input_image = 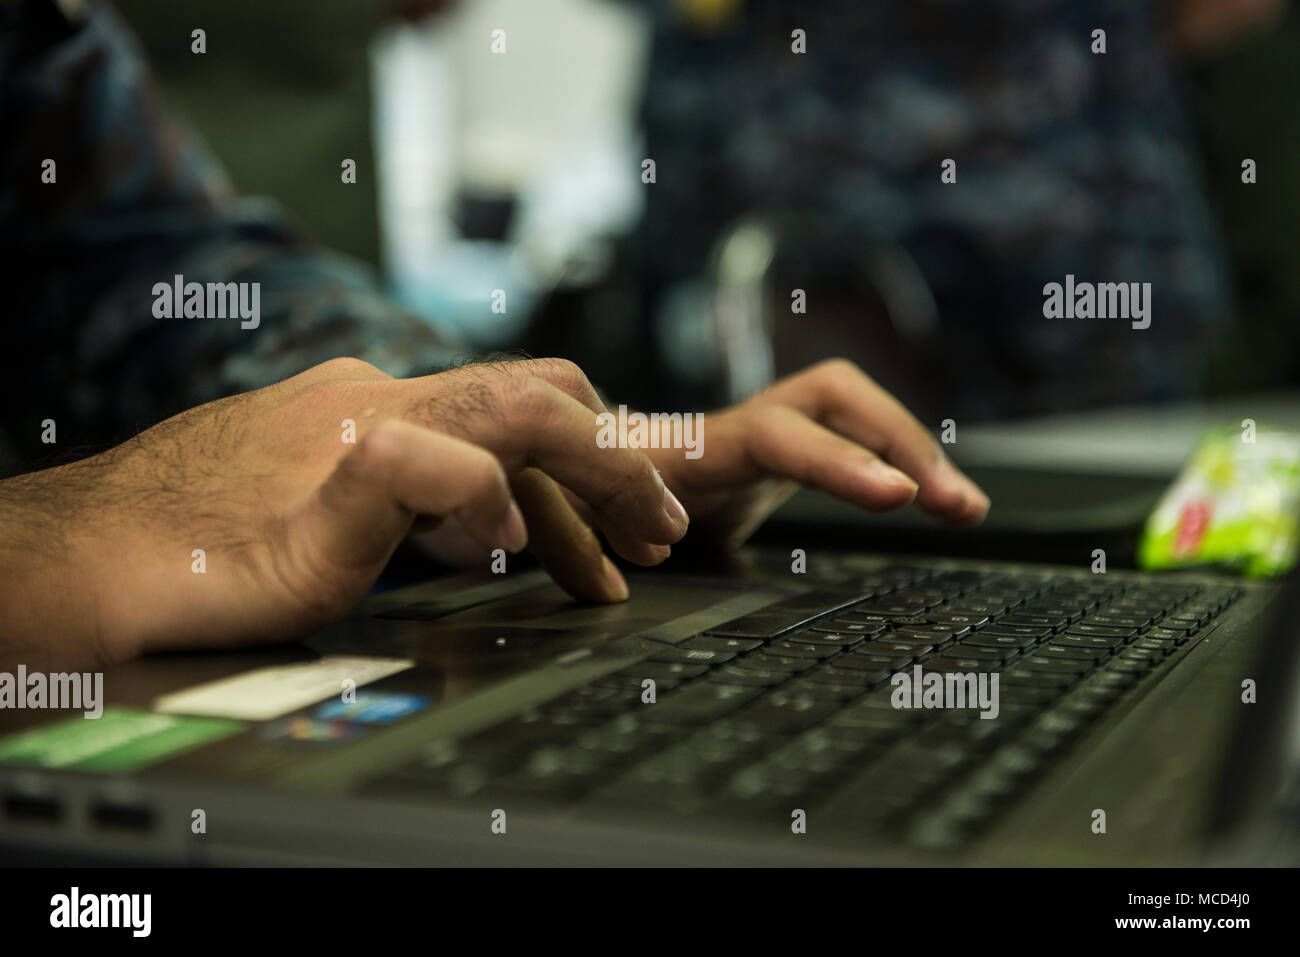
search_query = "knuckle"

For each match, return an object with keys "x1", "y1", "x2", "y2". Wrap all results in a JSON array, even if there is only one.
[
  {"x1": 467, "y1": 448, "x2": 509, "y2": 496},
  {"x1": 349, "y1": 420, "x2": 404, "y2": 472},
  {"x1": 583, "y1": 455, "x2": 654, "y2": 517},
  {"x1": 523, "y1": 357, "x2": 591, "y2": 397},
  {"x1": 621, "y1": 453, "x2": 662, "y2": 506},
  {"x1": 748, "y1": 404, "x2": 798, "y2": 450},
  {"x1": 316, "y1": 356, "x2": 384, "y2": 379},
  {"x1": 819, "y1": 356, "x2": 860, "y2": 377},
  {"x1": 501, "y1": 373, "x2": 560, "y2": 426},
  {"x1": 746, "y1": 411, "x2": 783, "y2": 453},
  {"x1": 814, "y1": 357, "x2": 867, "y2": 391},
  {"x1": 816, "y1": 359, "x2": 874, "y2": 410},
  {"x1": 406, "y1": 380, "x2": 496, "y2": 437}
]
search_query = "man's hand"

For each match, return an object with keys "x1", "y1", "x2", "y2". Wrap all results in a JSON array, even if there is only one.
[
  {"x1": 648, "y1": 358, "x2": 990, "y2": 548},
  {"x1": 0, "y1": 356, "x2": 987, "y2": 666},
  {"x1": 0, "y1": 357, "x2": 687, "y2": 665},
  {"x1": 423, "y1": 358, "x2": 989, "y2": 599}
]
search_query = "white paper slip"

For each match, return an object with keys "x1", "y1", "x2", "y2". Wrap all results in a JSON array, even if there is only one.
[{"x1": 153, "y1": 657, "x2": 415, "y2": 721}]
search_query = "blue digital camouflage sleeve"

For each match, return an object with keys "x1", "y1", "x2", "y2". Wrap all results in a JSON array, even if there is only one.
[
  {"x1": 0, "y1": 0, "x2": 461, "y2": 466},
  {"x1": 631, "y1": 0, "x2": 1234, "y2": 420}
]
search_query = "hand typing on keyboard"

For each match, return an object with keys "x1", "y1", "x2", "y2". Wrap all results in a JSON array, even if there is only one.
[
  {"x1": 641, "y1": 359, "x2": 990, "y2": 550},
  {"x1": 0, "y1": 356, "x2": 985, "y2": 666}
]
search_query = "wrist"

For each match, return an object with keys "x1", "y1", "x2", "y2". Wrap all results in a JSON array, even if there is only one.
[{"x1": 0, "y1": 463, "x2": 125, "y2": 666}]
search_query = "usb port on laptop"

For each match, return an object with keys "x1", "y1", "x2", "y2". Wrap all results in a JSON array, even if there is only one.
[
  {"x1": 90, "y1": 801, "x2": 155, "y2": 832},
  {"x1": 3, "y1": 792, "x2": 63, "y2": 824}
]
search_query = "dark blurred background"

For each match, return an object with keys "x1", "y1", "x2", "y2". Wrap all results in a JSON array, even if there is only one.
[{"x1": 112, "y1": 0, "x2": 1300, "y2": 419}]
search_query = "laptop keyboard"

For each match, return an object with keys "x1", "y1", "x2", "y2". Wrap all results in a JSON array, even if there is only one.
[{"x1": 368, "y1": 566, "x2": 1241, "y2": 847}]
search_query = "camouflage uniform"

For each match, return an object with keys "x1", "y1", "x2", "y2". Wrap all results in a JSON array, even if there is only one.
[
  {"x1": 634, "y1": 0, "x2": 1234, "y2": 421},
  {"x1": 0, "y1": 0, "x2": 458, "y2": 471}
]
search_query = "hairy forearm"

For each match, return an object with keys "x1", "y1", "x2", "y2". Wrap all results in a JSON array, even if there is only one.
[{"x1": 0, "y1": 460, "x2": 119, "y2": 668}]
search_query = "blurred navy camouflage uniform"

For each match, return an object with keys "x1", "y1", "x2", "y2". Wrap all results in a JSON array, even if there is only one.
[
  {"x1": 0, "y1": 0, "x2": 457, "y2": 471},
  {"x1": 634, "y1": 0, "x2": 1234, "y2": 421}
]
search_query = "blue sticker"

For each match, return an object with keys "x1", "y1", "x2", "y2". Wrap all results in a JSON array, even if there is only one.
[
  {"x1": 261, "y1": 717, "x2": 362, "y2": 744},
  {"x1": 314, "y1": 691, "x2": 429, "y2": 725}
]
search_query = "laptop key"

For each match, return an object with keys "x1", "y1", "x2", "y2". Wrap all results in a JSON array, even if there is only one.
[
  {"x1": 832, "y1": 612, "x2": 891, "y2": 625},
  {"x1": 723, "y1": 765, "x2": 823, "y2": 811},
  {"x1": 998, "y1": 684, "x2": 1068, "y2": 707},
  {"x1": 642, "y1": 682, "x2": 764, "y2": 723},
  {"x1": 918, "y1": 718, "x2": 1011, "y2": 752},
  {"x1": 1018, "y1": 603, "x2": 1086, "y2": 620},
  {"x1": 1002, "y1": 667, "x2": 1077, "y2": 688},
  {"x1": 611, "y1": 662, "x2": 709, "y2": 686},
  {"x1": 1019, "y1": 655, "x2": 1095, "y2": 675},
  {"x1": 647, "y1": 647, "x2": 737, "y2": 666},
  {"x1": 928, "y1": 613, "x2": 989, "y2": 629},
  {"x1": 1033, "y1": 643, "x2": 1107, "y2": 661},
  {"x1": 997, "y1": 614, "x2": 1068, "y2": 631},
  {"x1": 1066, "y1": 623, "x2": 1136, "y2": 640},
  {"x1": 946, "y1": 602, "x2": 1009, "y2": 616},
  {"x1": 543, "y1": 697, "x2": 628, "y2": 720},
  {"x1": 678, "y1": 635, "x2": 763, "y2": 653},
  {"x1": 925, "y1": 654, "x2": 1001, "y2": 673},
  {"x1": 867, "y1": 742, "x2": 973, "y2": 796},
  {"x1": 853, "y1": 601, "x2": 932, "y2": 617},
  {"x1": 1085, "y1": 614, "x2": 1152, "y2": 629},
  {"x1": 895, "y1": 624, "x2": 967, "y2": 640},
  {"x1": 866, "y1": 641, "x2": 935, "y2": 659},
  {"x1": 1130, "y1": 638, "x2": 1175, "y2": 655},
  {"x1": 829, "y1": 708, "x2": 919, "y2": 735},
  {"x1": 727, "y1": 693, "x2": 843, "y2": 735},
  {"x1": 736, "y1": 653, "x2": 819, "y2": 673},
  {"x1": 707, "y1": 667, "x2": 788, "y2": 687},
  {"x1": 672, "y1": 739, "x2": 763, "y2": 781},
  {"x1": 1145, "y1": 627, "x2": 1189, "y2": 644},
  {"x1": 786, "y1": 630, "x2": 868, "y2": 648},
  {"x1": 1116, "y1": 650, "x2": 1163, "y2": 670},
  {"x1": 810, "y1": 621, "x2": 885, "y2": 635},
  {"x1": 1108, "y1": 601, "x2": 1170, "y2": 617},
  {"x1": 846, "y1": 651, "x2": 915, "y2": 669},
  {"x1": 1105, "y1": 657, "x2": 1153, "y2": 675},
  {"x1": 811, "y1": 664, "x2": 891, "y2": 686},
  {"x1": 963, "y1": 632, "x2": 1038, "y2": 650},
  {"x1": 574, "y1": 715, "x2": 681, "y2": 755},
  {"x1": 979, "y1": 625, "x2": 1052, "y2": 641},
  {"x1": 934, "y1": 644, "x2": 1008, "y2": 661},
  {"x1": 764, "y1": 639, "x2": 841, "y2": 659},
  {"x1": 1050, "y1": 633, "x2": 1121, "y2": 651},
  {"x1": 817, "y1": 655, "x2": 897, "y2": 675},
  {"x1": 785, "y1": 727, "x2": 879, "y2": 762},
  {"x1": 785, "y1": 677, "x2": 867, "y2": 701},
  {"x1": 1090, "y1": 668, "x2": 1141, "y2": 690}
]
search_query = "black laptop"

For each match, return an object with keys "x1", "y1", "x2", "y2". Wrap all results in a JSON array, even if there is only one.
[{"x1": 1, "y1": 529, "x2": 1295, "y2": 866}]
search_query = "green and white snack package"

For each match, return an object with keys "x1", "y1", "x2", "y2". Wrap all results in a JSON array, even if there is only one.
[{"x1": 1139, "y1": 426, "x2": 1300, "y2": 578}]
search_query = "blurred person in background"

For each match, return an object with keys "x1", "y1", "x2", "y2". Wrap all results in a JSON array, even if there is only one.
[{"x1": 632, "y1": 0, "x2": 1287, "y2": 421}]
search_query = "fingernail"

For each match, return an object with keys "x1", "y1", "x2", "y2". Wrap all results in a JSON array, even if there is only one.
[
  {"x1": 867, "y1": 459, "x2": 918, "y2": 492},
  {"x1": 662, "y1": 484, "x2": 690, "y2": 529},
  {"x1": 601, "y1": 555, "x2": 629, "y2": 602},
  {"x1": 497, "y1": 501, "x2": 528, "y2": 554}
]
